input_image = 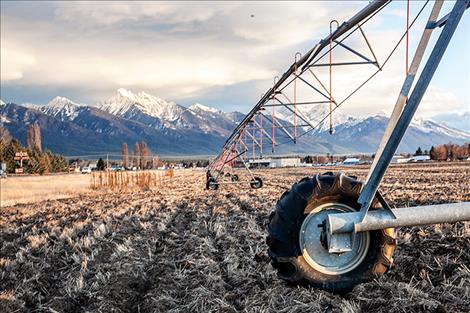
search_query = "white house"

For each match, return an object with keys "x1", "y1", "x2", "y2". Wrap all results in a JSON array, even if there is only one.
[
  {"x1": 397, "y1": 158, "x2": 412, "y2": 163},
  {"x1": 412, "y1": 155, "x2": 430, "y2": 162},
  {"x1": 342, "y1": 158, "x2": 361, "y2": 165}
]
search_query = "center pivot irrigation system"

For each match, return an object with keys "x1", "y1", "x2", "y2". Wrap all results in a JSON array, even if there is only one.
[{"x1": 206, "y1": 0, "x2": 470, "y2": 292}]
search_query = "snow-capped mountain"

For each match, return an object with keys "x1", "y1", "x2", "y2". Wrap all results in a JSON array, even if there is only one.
[
  {"x1": 431, "y1": 111, "x2": 470, "y2": 133},
  {"x1": 1, "y1": 89, "x2": 469, "y2": 156},
  {"x1": 41, "y1": 96, "x2": 83, "y2": 121},
  {"x1": 189, "y1": 103, "x2": 220, "y2": 114},
  {"x1": 97, "y1": 88, "x2": 185, "y2": 123},
  {"x1": 96, "y1": 89, "x2": 239, "y2": 136},
  {"x1": 273, "y1": 104, "x2": 360, "y2": 133},
  {"x1": 410, "y1": 118, "x2": 470, "y2": 139},
  {"x1": 312, "y1": 114, "x2": 470, "y2": 153}
]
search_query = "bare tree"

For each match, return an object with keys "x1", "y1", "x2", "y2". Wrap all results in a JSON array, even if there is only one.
[
  {"x1": 152, "y1": 156, "x2": 160, "y2": 169},
  {"x1": 134, "y1": 142, "x2": 140, "y2": 169},
  {"x1": 436, "y1": 145, "x2": 447, "y2": 161},
  {"x1": 0, "y1": 126, "x2": 11, "y2": 152},
  {"x1": 34, "y1": 123, "x2": 42, "y2": 151},
  {"x1": 129, "y1": 151, "x2": 135, "y2": 168},
  {"x1": 27, "y1": 123, "x2": 42, "y2": 151},
  {"x1": 27, "y1": 124, "x2": 34, "y2": 150},
  {"x1": 122, "y1": 143, "x2": 129, "y2": 168},
  {"x1": 140, "y1": 141, "x2": 149, "y2": 169}
]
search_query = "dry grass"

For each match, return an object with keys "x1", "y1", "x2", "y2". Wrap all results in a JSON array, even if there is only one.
[
  {"x1": 0, "y1": 163, "x2": 469, "y2": 312},
  {"x1": 90, "y1": 171, "x2": 165, "y2": 190},
  {"x1": 0, "y1": 174, "x2": 90, "y2": 207},
  {"x1": 1, "y1": 170, "x2": 184, "y2": 207}
]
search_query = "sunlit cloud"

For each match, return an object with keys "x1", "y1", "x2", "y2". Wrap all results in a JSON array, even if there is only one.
[
  {"x1": 0, "y1": 1, "x2": 468, "y2": 120},
  {"x1": 0, "y1": 44, "x2": 36, "y2": 81}
]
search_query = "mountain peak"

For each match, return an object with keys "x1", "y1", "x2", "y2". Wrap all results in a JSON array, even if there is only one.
[
  {"x1": 20, "y1": 102, "x2": 42, "y2": 109},
  {"x1": 42, "y1": 96, "x2": 82, "y2": 121},
  {"x1": 116, "y1": 88, "x2": 138, "y2": 101},
  {"x1": 98, "y1": 89, "x2": 183, "y2": 122},
  {"x1": 189, "y1": 103, "x2": 219, "y2": 113},
  {"x1": 375, "y1": 110, "x2": 391, "y2": 118},
  {"x1": 47, "y1": 96, "x2": 79, "y2": 108}
]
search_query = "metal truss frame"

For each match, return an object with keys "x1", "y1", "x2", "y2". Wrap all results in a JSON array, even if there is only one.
[{"x1": 207, "y1": 0, "x2": 469, "y2": 195}]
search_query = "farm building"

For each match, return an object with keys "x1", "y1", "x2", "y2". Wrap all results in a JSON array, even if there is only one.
[
  {"x1": 247, "y1": 157, "x2": 301, "y2": 168},
  {"x1": 391, "y1": 155, "x2": 412, "y2": 163},
  {"x1": 248, "y1": 158, "x2": 271, "y2": 168},
  {"x1": 391, "y1": 155, "x2": 417, "y2": 163},
  {"x1": 342, "y1": 158, "x2": 361, "y2": 165},
  {"x1": 413, "y1": 155, "x2": 431, "y2": 162},
  {"x1": 397, "y1": 158, "x2": 412, "y2": 163},
  {"x1": 269, "y1": 157, "x2": 301, "y2": 168}
]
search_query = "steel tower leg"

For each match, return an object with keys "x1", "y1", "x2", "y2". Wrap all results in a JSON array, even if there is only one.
[{"x1": 356, "y1": 0, "x2": 469, "y2": 221}]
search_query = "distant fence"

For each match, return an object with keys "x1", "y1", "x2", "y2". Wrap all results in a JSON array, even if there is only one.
[{"x1": 90, "y1": 170, "x2": 174, "y2": 190}]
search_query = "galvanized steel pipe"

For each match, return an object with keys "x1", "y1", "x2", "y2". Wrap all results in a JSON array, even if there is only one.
[{"x1": 327, "y1": 202, "x2": 470, "y2": 234}]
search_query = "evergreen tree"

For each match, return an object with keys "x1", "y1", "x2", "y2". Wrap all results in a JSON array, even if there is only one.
[
  {"x1": 3, "y1": 139, "x2": 22, "y2": 173},
  {"x1": 97, "y1": 158, "x2": 105, "y2": 171},
  {"x1": 415, "y1": 147, "x2": 423, "y2": 156},
  {"x1": 51, "y1": 154, "x2": 68, "y2": 172},
  {"x1": 0, "y1": 126, "x2": 11, "y2": 155},
  {"x1": 429, "y1": 146, "x2": 436, "y2": 160},
  {"x1": 38, "y1": 153, "x2": 51, "y2": 175}
]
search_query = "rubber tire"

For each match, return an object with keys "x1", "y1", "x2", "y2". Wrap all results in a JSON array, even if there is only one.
[
  {"x1": 225, "y1": 172, "x2": 231, "y2": 177},
  {"x1": 231, "y1": 174, "x2": 239, "y2": 182},
  {"x1": 207, "y1": 177, "x2": 219, "y2": 190},
  {"x1": 250, "y1": 177, "x2": 263, "y2": 189},
  {"x1": 266, "y1": 172, "x2": 396, "y2": 294}
]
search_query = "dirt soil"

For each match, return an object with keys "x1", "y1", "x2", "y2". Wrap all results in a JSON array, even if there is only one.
[{"x1": 1, "y1": 163, "x2": 469, "y2": 312}]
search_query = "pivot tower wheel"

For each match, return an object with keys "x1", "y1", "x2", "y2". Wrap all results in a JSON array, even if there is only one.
[
  {"x1": 250, "y1": 177, "x2": 263, "y2": 189},
  {"x1": 267, "y1": 172, "x2": 396, "y2": 293},
  {"x1": 206, "y1": 177, "x2": 219, "y2": 190}
]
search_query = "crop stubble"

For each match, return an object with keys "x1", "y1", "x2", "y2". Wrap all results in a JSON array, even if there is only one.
[{"x1": 0, "y1": 163, "x2": 469, "y2": 312}]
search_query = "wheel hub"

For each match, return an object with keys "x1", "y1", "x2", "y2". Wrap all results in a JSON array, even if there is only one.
[{"x1": 299, "y1": 203, "x2": 370, "y2": 275}]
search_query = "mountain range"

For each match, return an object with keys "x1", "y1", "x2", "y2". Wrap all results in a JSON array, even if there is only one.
[{"x1": 1, "y1": 89, "x2": 469, "y2": 157}]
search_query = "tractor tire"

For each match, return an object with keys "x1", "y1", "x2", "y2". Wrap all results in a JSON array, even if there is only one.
[
  {"x1": 266, "y1": 172, "x2": 396, "y2": 293},
  {"x1": 225, "y1": 172, "x2": 232, "y2": 177},
  {"x1": 250, "y1": 177, "x2": 263, "y2": 189},
  {"x1": 206, "y1": 177, "x2": 219, "y2": 190},
  {"x1": 231, "y1": 174, "x2": 239, "y2": 182}
]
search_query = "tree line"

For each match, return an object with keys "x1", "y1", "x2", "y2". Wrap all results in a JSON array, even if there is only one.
[
  {"x1": 428, "y1": 143, "x2": 469, "y2": 161},
  {"x1": 0, "y1": 124, "x2": 68, "y2": 174},
  {"x1": 299, "y1": 142, "x2": 469, "y2": 164},
  {"x1": 121, "y1": 141, "x2": 163, "y2": 169}
]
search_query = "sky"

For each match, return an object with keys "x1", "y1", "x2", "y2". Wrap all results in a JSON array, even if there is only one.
[{"x1": 1, "y1": 1, "x2": 469, "y2": 119}]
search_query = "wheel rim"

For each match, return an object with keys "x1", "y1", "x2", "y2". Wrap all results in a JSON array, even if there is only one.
[
  {"x1": 208, "y1": 180, "x2": 218, "y2": 189},
  {"x1": 299, "y1": 203, "x2": 370, "y2": 275}
]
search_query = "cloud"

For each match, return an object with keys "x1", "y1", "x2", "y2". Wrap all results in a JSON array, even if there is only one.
[
  {"x1": 0, "y1": 2, "x2": 361, "y2": 102},
  {"x1": 0, "y1": 0, "x2": 468, "y2": 120},
  {"x1": 418, "y1": 86, "x2": 465, "y2": 117},
  {"x1": 53, "y1": 2, "x2": 232, "y2": 26},
  {"x1": 0, "y1": 44, "x2": 36, "y2": 81}
]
